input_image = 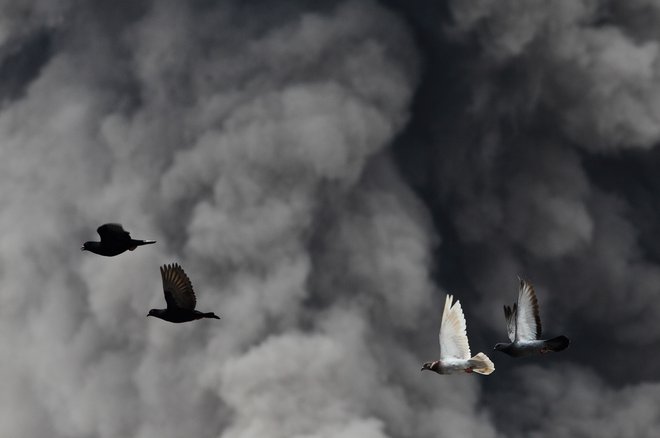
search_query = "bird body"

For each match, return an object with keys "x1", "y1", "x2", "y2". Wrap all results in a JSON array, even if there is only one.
[
  {"x1": 495, "y1": 337, "x2": 570, "y2": 358},
  {"x1": 422, "y1": 294, "x2": 495, "y2": 375},
  {"x1": 82, "y1": 223, "x2": 156, "y2": 256},
  {"x1": 494, "y1": 277, "x2": 569, "y2": 357},
  {"x1": 147, "y1": 263, "x2": 220, "y2": 324},
  {"x1": 147, "y1": 308, "x2": 220, "y2": 323},
  {"x1": 423, "y1": 353, "x2": 494, "y2": 375}
]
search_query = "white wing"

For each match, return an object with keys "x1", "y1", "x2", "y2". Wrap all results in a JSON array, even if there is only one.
[
  {"x1": 515, "y1": 277, "x2": 542, "y2": 342},
  {"x1": 439, "y1": 294, "x2": 472, "y2": 360}
]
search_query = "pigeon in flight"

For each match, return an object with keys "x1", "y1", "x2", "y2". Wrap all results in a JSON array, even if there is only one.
[
  {"x1": 147, "y1": 263, "x2": 220, "y2": 323},
  {"x1": 494, "y1": 277, "x2": 570, "y2": 357},
  {"x1": 81, "y1": 223, "x2": 156, "y2": 257},
  {"x1": 422, "y1": 294, "x2": 495, "y2": 375}
]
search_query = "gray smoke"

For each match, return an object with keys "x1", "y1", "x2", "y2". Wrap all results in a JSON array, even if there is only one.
[
  {"x1": 439, "y1": 0, "x2": 660, "y2": 348},
  {"x1": 402, "y1": 0, "x2": 660, "y2": 436},
  {"x1": 2, "y1": 0, "x2": 660, "y2": 437}
]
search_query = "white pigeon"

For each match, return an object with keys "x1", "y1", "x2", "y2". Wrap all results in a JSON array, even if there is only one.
[
  {"x1": 421, "y1": 294, "x2": 495, "y2": 375},
  {"x1": 494, "y1": 277, "x2": 570, "y2": 357}
]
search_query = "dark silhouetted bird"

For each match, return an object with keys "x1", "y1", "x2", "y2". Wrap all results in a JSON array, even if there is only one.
[
  {"x1": 421, "y1": 294, "x2": 495, "y2": 375},
  {"x1": 81, "y1": 223, "x2": 156, "y2": 256},
  {"x1": 147, "y1": 263, "x2": 220, "y2": 323},
  {"x1": 494, "y1": 277, "x2": 570, "y2": 357}
]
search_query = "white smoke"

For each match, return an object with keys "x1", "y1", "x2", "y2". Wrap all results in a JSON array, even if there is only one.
[
  {"x1": 450, "y1": 0, "x2": 660, "y2": 151},
  {"x1": 0, "y1": 1, "x2": 500, "y2": 437}
]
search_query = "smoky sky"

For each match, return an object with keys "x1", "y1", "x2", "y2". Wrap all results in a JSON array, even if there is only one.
[{"x1": 2, "y1": 1, "x2": 660, "y2": 437}]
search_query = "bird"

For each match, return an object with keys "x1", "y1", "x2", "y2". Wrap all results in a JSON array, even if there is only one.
[
  {"x1": 81, "y1": 223, "x2": 156, "y2": 257},
  {"x1": 494, "y1": 277, "x2": 570, "y2": 357},
  {"x1": 421, "y1": 294, "x2": 495, "y2": 375},
  {"x1": 147, "y1": 263, "x2": 220, "y2": 323}
]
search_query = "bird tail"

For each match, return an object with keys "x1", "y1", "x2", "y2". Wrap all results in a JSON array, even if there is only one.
[
  {"x1": 203, "y1": 312, "x2": 221, "y2": 320},
  {"x1": 544, "y1": 335, "x2": 570, "y2": 352},
  {"x1": 128, "y1": 240, "x2": 157, "y2": 250},
  {"x1": 468, "y1": 352, "x2": 495, "y2": 375}
]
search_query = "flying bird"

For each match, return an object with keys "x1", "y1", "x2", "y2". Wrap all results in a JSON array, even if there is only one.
[
  {"x1": 421, "y1": 294, "x2": 495, "y2": 375},
  {"x1": 81, "y1": 223, "x2": 156, "y2": 257},
  {"x1": 147, "y1": 263, "x2": 220, "y2": 323},
  {"x1": 494, "y1": 277, "x2": 570, "y2": 357}
]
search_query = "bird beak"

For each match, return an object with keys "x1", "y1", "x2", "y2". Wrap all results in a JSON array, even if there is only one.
[
  {"x1": 80, "y1": 246, "x2": 85, "y2": 251},
  {"x1": 420, "y1": 367, "x2": 425, "y2": 372}
]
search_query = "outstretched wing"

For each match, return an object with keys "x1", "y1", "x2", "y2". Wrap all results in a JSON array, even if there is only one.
[
  {"x1": 160, "y1": 263, "x2": 197, "y2": 310},
  {"x1": 515, "y1": 277, "x2": 542, "y2": 341},
  {"x1": 503, "y1": 303, "x2": 517, "y2": 342},
  {"x1": 439, "y1": 294, "x2": 471, "y2": 360},
  {"x1": 97, "y1": 223, "x2": 130, "y2": 242}
]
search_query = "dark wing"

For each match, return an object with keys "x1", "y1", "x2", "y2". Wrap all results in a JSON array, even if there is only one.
[
  {"x1": 503, "y1": 303, "x2": 517, "y2": 342},
  {"x1": 163, "y1": 289, "x2": 177, "y2": 309},
  {"x1": 97, "y1": 223, "x2": 131, "y2": 242},
  {"x1": 515, "y1": 277, "x2": 542, "y2": 341},
  {"x1": 160, "y1": 263, "x2": 196, "y2": 310}
]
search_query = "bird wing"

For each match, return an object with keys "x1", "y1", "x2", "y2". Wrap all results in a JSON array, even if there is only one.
[
  {"x1": 503, "y1": 303, "x2": 517, "y2": 342},
  {"x1": 160, "y1": 263, "x2": 197, "y2": 310},
  {"x1": 163, "y1": 289, "x2": 177, "y2": 309},
  {"x1": 438, "y1": 294, "x2": 471, "y2": 360},
  {"x1": 515, "y1": 277, "x2": 542, "y2": 341},
  {"x1": 97, "y1": 223, "x2": 130, "y2": 242}
]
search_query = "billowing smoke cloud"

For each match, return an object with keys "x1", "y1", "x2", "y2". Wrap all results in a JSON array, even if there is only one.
[
  {"x1": 3, "y1": 0, "x2": 660, "y2": 437},
  {"x1": 449, "y1": 0, "x2": 660, "y2": 150},
  {"x1": 0, "y1": 0, "x2": 494, "y2": 437}
]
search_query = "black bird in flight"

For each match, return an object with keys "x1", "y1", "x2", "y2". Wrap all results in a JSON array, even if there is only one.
[
  {"x1": 148, "y1": 263, "x2": 220, "y2": 323},
  {"x1": 81, "y1": 223, "x2": 156, "y2": 257}
]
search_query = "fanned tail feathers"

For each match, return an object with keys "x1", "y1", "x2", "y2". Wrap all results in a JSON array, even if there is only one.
[{"x1": 469, "y1": 352, "x2": 495, "y2": 375}]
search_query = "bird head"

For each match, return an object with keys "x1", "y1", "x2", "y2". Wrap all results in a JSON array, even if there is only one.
[
  {"x1": 80, "y1": 242, "x2": 89, "y2": 251},
  {"x1": 421, "y1": 361, "x2": 439, "y2": 372},
  {"x1": 494, "y1": 343, "x2": 507, "y2": 351}
]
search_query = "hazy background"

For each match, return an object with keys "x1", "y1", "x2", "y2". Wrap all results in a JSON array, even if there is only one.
[{"x1": 1, "y1": 0, "x2": 659, "y2": 437}]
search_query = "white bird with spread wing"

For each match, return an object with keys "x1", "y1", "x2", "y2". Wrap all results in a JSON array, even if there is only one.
[{"x1": 422, "y1": 294, "x2": 495, "y2": 375}]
